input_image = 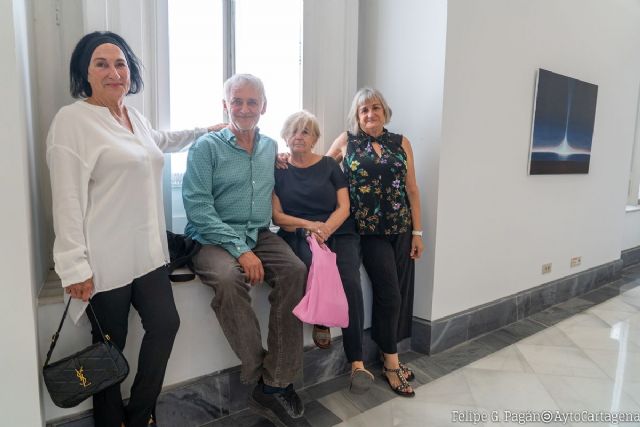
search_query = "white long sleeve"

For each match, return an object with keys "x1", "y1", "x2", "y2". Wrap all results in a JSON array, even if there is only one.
[{"x1": 46, "y1": 100, "x2": 206, "y2": 322}]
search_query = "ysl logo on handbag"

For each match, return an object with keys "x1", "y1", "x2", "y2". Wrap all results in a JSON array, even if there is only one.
[{"x1": 75, "y1": 367, "x2": 91, "y2": 388}]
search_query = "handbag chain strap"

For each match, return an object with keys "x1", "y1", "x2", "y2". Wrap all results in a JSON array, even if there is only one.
[{"x1": 43, "y1": 298, "x2": 109, "y2": 367}]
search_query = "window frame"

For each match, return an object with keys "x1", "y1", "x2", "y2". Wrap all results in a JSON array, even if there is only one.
[{"x1": 152, "y1": 0, "x2": 358, "y2": 228}]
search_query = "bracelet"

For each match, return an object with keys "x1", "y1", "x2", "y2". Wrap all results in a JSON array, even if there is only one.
[{"x1": 411, "y1": 230, "x2": 423, "y2": 236}]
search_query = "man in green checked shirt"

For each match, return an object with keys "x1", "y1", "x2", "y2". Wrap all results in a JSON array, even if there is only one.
[{"x1": 183, "y1": 74, "x2": 308, "y2": 426}]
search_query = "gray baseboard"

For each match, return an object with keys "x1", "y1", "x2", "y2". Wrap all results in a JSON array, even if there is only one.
[
  {"x1": 622, "y1": 246, "x2": 640, "y2": 267},
  {"x1": 411, "y1": 258, "x2": 625, "y2": 355}
]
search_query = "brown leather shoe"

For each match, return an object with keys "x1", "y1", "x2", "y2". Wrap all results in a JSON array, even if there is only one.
[{"x1": 312, "y1": 325, "x2": 331, "y2": 349}]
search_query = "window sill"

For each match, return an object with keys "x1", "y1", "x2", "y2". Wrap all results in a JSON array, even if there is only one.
[
  {"x1": 38, "y1": 268, "x2": 197, "y2": 306},
  {"x1": 626, "y1": 205, "x2": 640, "y2": 213}
]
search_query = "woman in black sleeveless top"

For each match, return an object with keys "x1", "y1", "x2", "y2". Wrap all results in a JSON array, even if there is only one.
[{"x1": 327, "y1": 88, "x2": 424, "y2": 397}]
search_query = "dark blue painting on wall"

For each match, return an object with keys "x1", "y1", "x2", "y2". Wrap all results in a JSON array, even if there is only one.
[{"x1": 528, "y1": 69, "x2": 598, "y2": 175}]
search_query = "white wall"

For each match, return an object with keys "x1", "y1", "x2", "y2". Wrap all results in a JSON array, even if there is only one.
[
  {"x1": 357, "y1": 0, "x2": 447, "y2": 320},
  {"x1": 623, "y1": 210, "x2": 640, "y2": 251},
  {"x1": 33, "y1": 0, "x2": 84, "y2": 281},
  {"x1": 0, "y1": 0, "x2": 44, "y2": 424},
  {"x1": 432, "y1": 0, "x2": 640, "y2": 319},
  {"x1": 303, "y1": 0, "x2": 358, "y2": 152}
]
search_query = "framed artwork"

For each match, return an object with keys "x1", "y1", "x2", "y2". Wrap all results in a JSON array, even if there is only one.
[{"x1": 528, "y1": 69, "x2": 598, "y2": 175}]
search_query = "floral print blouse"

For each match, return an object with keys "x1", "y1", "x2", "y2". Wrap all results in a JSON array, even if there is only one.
[{"x1": 343, "y1": 130, "x2": 411, "y2": 235}]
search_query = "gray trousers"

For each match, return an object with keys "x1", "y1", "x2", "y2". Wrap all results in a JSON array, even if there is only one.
[{"x1": 193, "y1": 230, "x2": 306, "y2": 387}]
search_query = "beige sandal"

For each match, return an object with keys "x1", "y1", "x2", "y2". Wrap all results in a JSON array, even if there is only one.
[{"x1": 350, "y1": 368, "x2": 374, "y2": 394}]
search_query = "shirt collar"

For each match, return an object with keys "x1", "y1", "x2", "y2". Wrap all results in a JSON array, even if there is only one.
[
  {"x1": 220, "y1": 126, "x2": 262, "y2": 147},
  {"x1": 357, "y1": 128, "x2": 389, "y2": 145}
]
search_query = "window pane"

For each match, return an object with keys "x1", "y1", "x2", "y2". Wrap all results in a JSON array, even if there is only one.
[
  {"x1": 168, "y1": 0, "x2": 223, "y2": 231},
  {"x1": 235, "y1": 0, "x2": 302, "y2": 150}
]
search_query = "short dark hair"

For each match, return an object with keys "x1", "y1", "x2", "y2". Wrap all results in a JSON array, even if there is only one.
[{"x1": 69, "y1": 31, "x2": 143, "y2": 98}]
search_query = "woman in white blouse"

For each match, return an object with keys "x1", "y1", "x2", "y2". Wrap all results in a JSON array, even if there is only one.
[{"x1": 46, "y1": 31, "x2": 214, "y2": 427}]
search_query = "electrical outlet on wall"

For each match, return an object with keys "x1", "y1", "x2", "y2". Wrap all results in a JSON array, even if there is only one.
[
  {"x1": 570, "y1": 256, "x2": 582, "y2": 268},
  {"x1": 542, "y1": 263, "x2": 552, "y2": 274}
]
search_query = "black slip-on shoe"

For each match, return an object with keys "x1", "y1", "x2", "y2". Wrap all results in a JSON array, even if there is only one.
[{"x1": 249, "y1": 383, "x2": 309, "y2": 426}]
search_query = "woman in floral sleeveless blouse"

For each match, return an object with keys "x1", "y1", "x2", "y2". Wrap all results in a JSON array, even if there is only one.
[{"x1": 327, "y1": 87, "x2": 424, "y2": 397}]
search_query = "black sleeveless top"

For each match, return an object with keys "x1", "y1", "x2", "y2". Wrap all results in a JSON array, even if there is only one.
[{"x1": 343, "y1": 130, "x2": 411, "y2": 235}]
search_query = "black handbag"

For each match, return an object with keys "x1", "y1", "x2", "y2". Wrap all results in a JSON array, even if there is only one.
[
  {"x1": 42, "y1": 299, "x2": 130, "y2": 408},
  {"x1": 166, "y1": 230, "x2": 202, "y2": 282}
]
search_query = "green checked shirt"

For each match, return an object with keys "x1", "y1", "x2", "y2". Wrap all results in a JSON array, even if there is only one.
[{"x1": 182, "y1": 127, "x2": 277, "y2": 258}]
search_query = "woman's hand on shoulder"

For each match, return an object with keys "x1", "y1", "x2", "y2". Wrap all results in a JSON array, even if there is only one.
[
  {"x1": 207, "y1": 123, "x2": 227, "y2": 132},
  {"x1": 410, "y1": 235, "x2": 424, "y2": 260},
  {"x1": 276, "y1": 152, "x2": 290, "y2": 170},
  {"x1": 65, "y1": 277, "x2": 94, "y2": 302}
]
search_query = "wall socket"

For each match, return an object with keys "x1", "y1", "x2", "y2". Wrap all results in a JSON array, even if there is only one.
[
  {"x1": 541, "y1": 263, "x2": 552, "y2": 274},
  {"x1": 570, "y1": 256, "x2": 582, "y2": 268}
]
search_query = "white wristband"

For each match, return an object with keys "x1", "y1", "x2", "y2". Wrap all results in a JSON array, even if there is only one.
[{"x1": 411, "y1": 230, "x2": 423, "y2": 236}]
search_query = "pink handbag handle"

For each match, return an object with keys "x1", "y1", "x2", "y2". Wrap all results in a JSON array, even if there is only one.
[{"x1": 307, "y1": 235, "x2": 330, "y2": 253}]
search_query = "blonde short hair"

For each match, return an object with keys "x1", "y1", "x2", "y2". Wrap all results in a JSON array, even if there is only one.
[
  {"x1": 347, "y1": 87, "x2": 392, "y2": 135},
  {"x1": 281, "y1": 110, "x2": 321, "y2": 141}
]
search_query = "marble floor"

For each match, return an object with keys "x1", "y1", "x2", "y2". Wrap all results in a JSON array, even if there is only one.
[{"x1": 206, "y1": 264, "x2": 640, "y2": 427}]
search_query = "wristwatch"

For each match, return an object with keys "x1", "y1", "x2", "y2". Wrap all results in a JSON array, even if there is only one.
[{"x1": 411, "y1": 230, "x2": 423, "y2": 237}]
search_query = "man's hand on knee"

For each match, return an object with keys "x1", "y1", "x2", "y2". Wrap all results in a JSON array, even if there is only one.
[{"x1": 238, "y1": 251, "x2": 265, "y2": 285}]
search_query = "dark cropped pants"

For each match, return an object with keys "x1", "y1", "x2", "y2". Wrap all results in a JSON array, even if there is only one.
[
  {"x1": 280, "y1": 230, "x2": 365, "y2": 362},
  {"x1": 88, "y1": 265, "x2": 180, "y2": 427},
  {"x1": 360, "y1": 231, "x2": 414, "y2": 354}
]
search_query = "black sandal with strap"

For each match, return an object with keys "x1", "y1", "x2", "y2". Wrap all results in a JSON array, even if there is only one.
[
  {"x1": 382, "y1": 366, "x2": 415, "y2": 398},
  {"x1": 399, "y1": 362, "x2": 415, "y2": 382}
]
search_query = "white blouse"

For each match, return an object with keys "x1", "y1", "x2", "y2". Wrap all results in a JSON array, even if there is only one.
[{"x1": 47, "y1": 100, "x2": 206, "y2": 322}]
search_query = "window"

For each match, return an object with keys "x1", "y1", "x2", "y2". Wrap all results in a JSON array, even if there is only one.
[{"x1": 166, "y1": 0, "x2": 303, "y2": 232}]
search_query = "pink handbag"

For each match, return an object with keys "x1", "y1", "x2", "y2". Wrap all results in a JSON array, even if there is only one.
[{"x1": 292, "y1": 236, "x2": 349, "y2": 328}]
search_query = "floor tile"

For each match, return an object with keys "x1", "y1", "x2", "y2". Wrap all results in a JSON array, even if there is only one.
[
  {"x1": 582, "y1": 348, "x2": 640, "y2": 383},
  {"x1": 588, "y1": 308, "x2": 638, "y2": 327},
  {"x1": 529, "y1": 306, "x2": 576, "y2": 327},
  {"x1": 518, "y1": 325, "x2": 576, "y2": 347},
  {"x1": 515, "y1": 344, "x2": 608, "y2": 378},
  {"x1": 200, "y1": 408, "x2": 272, "y2": 427},
  {"x1": 406, "y1": 355, "x2": 450, "y2": 381},
  {"x1": 461, "y1": 368, "x2": 559, "y2": 411},
  {"x1": 303, "y1": 400, "x2": 343, "y2": 427},
  {"x1": 537, "y1": 374, "x2": 640, "y2": 413},
  {"x1": 499, "y1": 318, "x2": 547, "y2": 339},
  {"x1": 553, "y1": 311, "x2": 612, "y2": 331},
  {"x1": 413, "y1": 370, "x2": 476, "y2": 406},
  {"x1": 303, "y1": 373, "x2": 351, "y2": 401},
  {"x1": 467, "y1": 346, "x2": 534, "y2": 373},
  {"x1": 588, "y1": 297, "x2": 639, "y2": 314},
  {"x1": 428, "y1": 340, "x2": 494, "y2": 372},
  {"x1": 561, "y1": 323, "x2": 640, "y2": 353},
  {"x1": 317, "y1": 392, "x2": 362, "y2": 421},
  {"x1": 334, "y1": 401, "x2": 391, "y2": 427}
]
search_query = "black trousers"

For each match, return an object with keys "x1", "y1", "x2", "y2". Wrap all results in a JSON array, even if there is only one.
[
  {"x1": 360, "y1": 231, "x2": 415, "y2": 354},
  {"x1": 280, "y1": 230, "x2": 365, "y2": 362},
  {"x1": 88, "y1": 265, "x2": 180, "y2": 427}
]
